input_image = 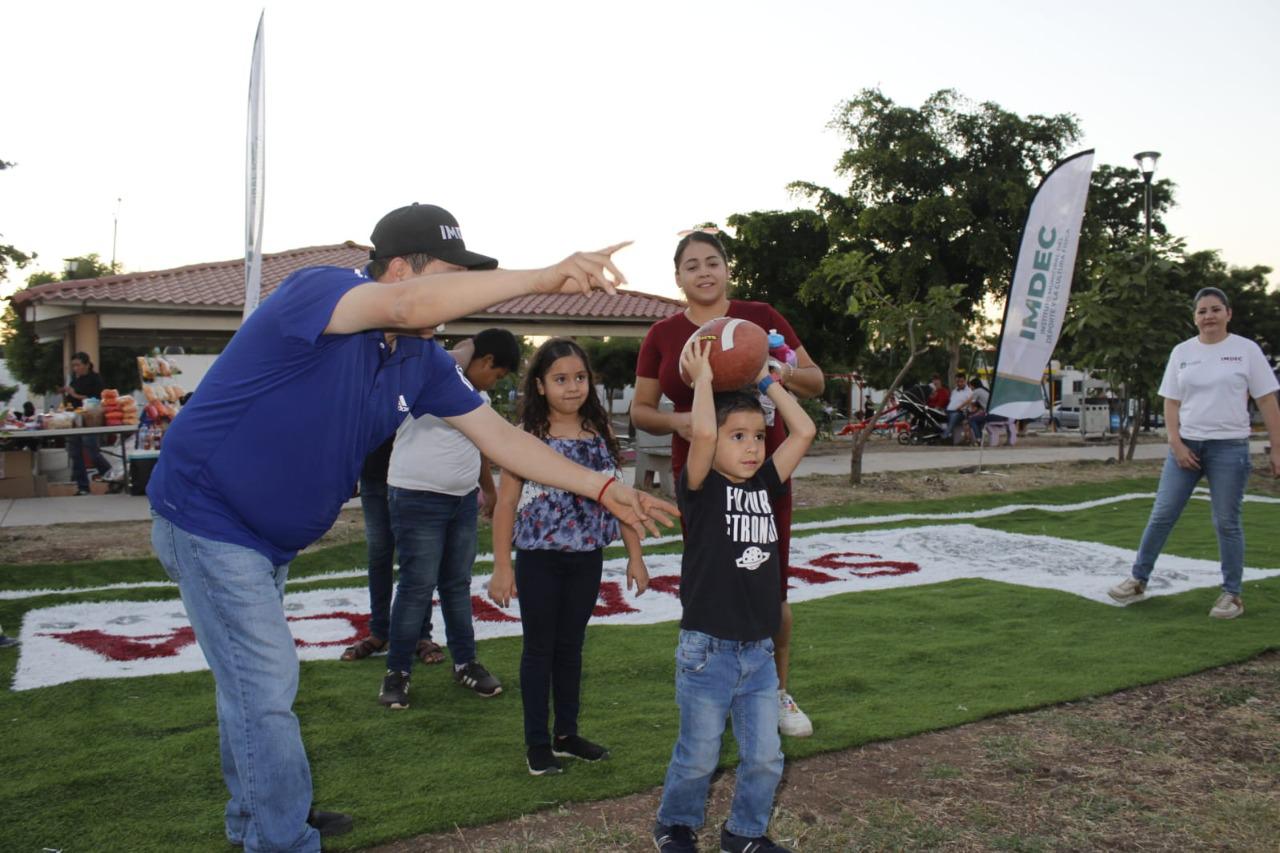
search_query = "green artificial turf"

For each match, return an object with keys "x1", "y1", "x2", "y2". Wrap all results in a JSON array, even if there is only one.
[{"x1": 0, "y1": 477, "x2": 1276, "y2": 851}]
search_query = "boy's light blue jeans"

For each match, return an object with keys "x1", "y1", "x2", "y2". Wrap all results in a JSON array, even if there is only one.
[
  {"x1": 657, "y1": 629, "x2": 784, "y2": 839},
  {"x1": 1132, "y1": 438, "x2": 1252, "y2": 596},
  {"x1": 151, "y1": 513, "x2": 319, "y2": 853}
]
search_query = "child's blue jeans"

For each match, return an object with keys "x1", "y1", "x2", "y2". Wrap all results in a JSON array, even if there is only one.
[{"x1": 657, "y1": 629, "x2": 783, "y2": 838}]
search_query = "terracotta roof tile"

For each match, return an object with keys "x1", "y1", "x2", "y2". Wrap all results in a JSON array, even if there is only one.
[
  {"x1": 10, "y1": 244, "x2": 370, "y2": 308},
  {"x1": 9, "y1": 243, "x2": 684, "y2": 322}
]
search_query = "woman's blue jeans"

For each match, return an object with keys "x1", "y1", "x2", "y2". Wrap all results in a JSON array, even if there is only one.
[
  {"x1": 657, "y1": 630, "x2": 783, "y2": 839},
  {"x1": 1132, "y1": 439, "x2": 1252, "y2": 595},
  {"x1": 151, "y1": 514, "x2": 319, "y2": 853}
]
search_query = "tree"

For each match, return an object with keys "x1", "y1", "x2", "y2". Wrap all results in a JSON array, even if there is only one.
[
  {"x1": 800, "y1": 249, "x2": 966, "y2": 483},
  {"x1": 792, "y1": 88, "x2": 1082, "y2": 377},
  {"x1": 1063, "y1": 236, "x2": 1192, "y2": 461},
  {"x1": 717, "y1": 209, "x2": 865, "y2": 371},
  {"x1": 2, "y1": 254, "x2": 137, "y2": 396},
  {"x1": 1178, "y1": 250, "x2": 1278, "y2": 356},
  {"x1": 579, "y1": 336, "x2": 641, "y2": 416}
]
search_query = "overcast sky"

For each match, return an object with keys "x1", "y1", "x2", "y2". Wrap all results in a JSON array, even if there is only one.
[{"x1": 2, "y1": 1, "x2": 1277, "y2": 306}]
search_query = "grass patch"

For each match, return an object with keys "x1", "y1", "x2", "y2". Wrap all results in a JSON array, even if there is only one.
[{"x1": 0, "y1": 477, "x2": 1277, "y2": 850}]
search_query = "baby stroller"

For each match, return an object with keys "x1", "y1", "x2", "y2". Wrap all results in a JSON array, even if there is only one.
[{"x1": 895, "y1": 384, "x2": 947, "y2": 445}]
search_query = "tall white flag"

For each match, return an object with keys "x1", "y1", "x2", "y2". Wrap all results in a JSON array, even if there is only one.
[
  {"x1": 988, "y1": 150, "x2": 1094, "y2": 419},
  {"x1": 242, "y1": 11, "x2": 266, "y2": 320}
]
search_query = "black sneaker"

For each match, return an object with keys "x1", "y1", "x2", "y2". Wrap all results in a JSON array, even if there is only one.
[
  {"x1": 526, "y1": 744, "x2": 563, "y2": 776},
  {"x1": 720, "y1": 824, "x2": 791, "y2": 853},
  {"x1": 306, "y1": 808, "x2": 353, "y2": 838},
  {"x1": 552, "y1": 734, "x2": 609, "y2": 762},
  {"x1": 378, "y1": 670, "x2": 410, "y2": 709},
  {"x1": 0, "y1": 635, "x2": 18, "y2": 649},
  {"x1": 453, "y1": 660, "x2": 502, "y2": 697},
  {"x1": 652, "y1": 821, "x2": 697, "y2": 852}
]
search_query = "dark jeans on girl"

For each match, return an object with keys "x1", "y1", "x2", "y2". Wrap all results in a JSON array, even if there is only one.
[{"x1": 515, "y1": 548, "x2": 603, "y2": 748}]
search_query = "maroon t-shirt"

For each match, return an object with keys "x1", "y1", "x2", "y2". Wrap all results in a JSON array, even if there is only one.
[
  {"x1": 635, "y1": 301, "x2": 800, "y2": 476},
  {"x1": 637, "y1": 300, "x2": 802, "y2": 593}
]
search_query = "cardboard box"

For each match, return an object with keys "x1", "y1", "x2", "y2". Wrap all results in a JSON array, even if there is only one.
[
  {"x1": 1, "y1": 450, "x2": 35, "y2": 480},
  {"x1": 89, "y1": 481, "x2": 110, "y2": 495},
  {"x1": 46, "y1": 482, "x2": 79, "y2": 498},
  {"x1": 33, "y1": 474, "x2": 49, "y2": 498},
  {"x1": 0, "y1": 475, "x2": 36, "y2": 499}
]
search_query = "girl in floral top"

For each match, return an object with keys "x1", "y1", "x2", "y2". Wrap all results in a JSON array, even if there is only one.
[{"x1": 490, "y1": 338, "x2": 650, "y2": 775}]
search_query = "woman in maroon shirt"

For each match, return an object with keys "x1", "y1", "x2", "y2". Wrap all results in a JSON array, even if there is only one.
[{"x1": 632, "y1": 230, "x2": 824, "y2": 738}]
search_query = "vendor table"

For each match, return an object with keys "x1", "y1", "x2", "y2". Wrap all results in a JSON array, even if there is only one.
[{"x1": 0, "y1": 425, "x2": 142, "y2": 494}]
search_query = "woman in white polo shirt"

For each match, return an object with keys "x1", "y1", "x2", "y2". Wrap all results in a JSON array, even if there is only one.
[{"x1": 1109, "y1": 287, "x2": 1280, "y2": 619}]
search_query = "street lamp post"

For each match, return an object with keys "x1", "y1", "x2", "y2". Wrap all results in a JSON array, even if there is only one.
[{"x1": 1133, "y1": 150, "x2": 1161, "y2": 251}]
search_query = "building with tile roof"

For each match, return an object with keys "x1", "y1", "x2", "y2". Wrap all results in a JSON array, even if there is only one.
[{"x1": 9, "y1": 243, "x2": 683, "y2": 371}]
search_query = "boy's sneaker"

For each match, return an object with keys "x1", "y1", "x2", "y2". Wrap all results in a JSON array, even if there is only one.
[
  {"x1": 552, "y1": 734, "x2": 610, "y2": 762},
  {"x1": 652, "y1": 821, "x2": 697, "y2": 852},
  {"x1": 1108, "y1": 577, "x2": 1147, "y2": 604},
  {"x1": 721, "y1": 824, "x2": 792, "y2": 852},
  {"x1": 453, "y1": 660, "x2": 502, "y2": 697},
  {"x1": 778, "y1": 691, "x2": 813, "y2": 737},
  {"x1": 378, "y1": 670, "x2": 410, "y2": 709},
  {"x1": 306, "y1": 808, "x2": 353, "y2": 838},
  {"x1": 1209, "y1": 592, "x2": 1244, "y2": 620},
  {"x1": 526, "y1": 744, "x2": 563, "y2": 776}
]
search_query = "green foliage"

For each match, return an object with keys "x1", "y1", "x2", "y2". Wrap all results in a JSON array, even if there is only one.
[
  {"x1": 0, "y1": 303, "x2": 63, "y2": 394},
  {"x1": 1177, "y1": 250, "x2": 1279, "y2": 354},
  {"x1": 579, "y1": 336, "x2": 641, "y2": 407},
  {"x1": 0, "y1": 382, "x2": 17, "y2": 403},
  {"x1": 795, "y1": 89, "x2": 1081, "y2": 316},
  {"x1": 719, "y1": 209, "x2": 863, "y2": 370},
  {"x1": 1, "y1": 254, "x2": 140, "y2": 396},
  {"x1": 1065, "y1": 235, "x2": 1191, "y2": 396}
]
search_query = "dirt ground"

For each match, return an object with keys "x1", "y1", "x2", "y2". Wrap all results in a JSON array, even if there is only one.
[{"x1": 369, "y1": 651, "x2": 1280, "y2": 852}]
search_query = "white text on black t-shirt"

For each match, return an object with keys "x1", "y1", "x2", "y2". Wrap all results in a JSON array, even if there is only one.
[{"x1": 724, "y1": 483, "x2": 778, "y2": 544}]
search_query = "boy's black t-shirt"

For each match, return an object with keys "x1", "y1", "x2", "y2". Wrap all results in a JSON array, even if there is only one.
[{"x1": 677, "y1": 458, "x2": 785, "y2": 641}]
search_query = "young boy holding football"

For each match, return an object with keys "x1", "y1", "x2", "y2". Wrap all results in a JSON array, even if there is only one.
[{"x1": 652, "y1": 339, "x2": 816, "y2": 853}]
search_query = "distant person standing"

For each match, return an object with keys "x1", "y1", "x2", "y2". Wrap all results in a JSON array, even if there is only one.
[
  {"x1": 62, "y1": 352, "x2": 116, "y2": 494},
  {"x1": 1108, "y1": 287, "x2": 1280, "y2": 619}
]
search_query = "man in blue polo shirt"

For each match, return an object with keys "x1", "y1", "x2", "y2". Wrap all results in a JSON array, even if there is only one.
[{"x1": 148, "y1": 204, "x2": 676, "y2": 853}]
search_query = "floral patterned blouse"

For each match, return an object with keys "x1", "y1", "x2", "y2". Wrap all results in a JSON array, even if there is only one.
[{"x1": 514, "y1": 435, "x2": 623, "y2": 552}]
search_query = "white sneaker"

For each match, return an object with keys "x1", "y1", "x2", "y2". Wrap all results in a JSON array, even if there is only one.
[
  {"x1": 1107, "y1": 577, "x2": 1147, "y2": 604},
  {"x1": 778, "y1": 690, "x2": 813, "y2": 737},
  {"x1": 1209, "y1": 593, "x2": 1244, "y2": 620}
]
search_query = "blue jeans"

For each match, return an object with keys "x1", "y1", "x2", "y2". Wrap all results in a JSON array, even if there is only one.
[
  {"x1": 386, "y1": 487, "x2": 479, "y2": 673},
  {"x1": 359, "y1": 475, "x2": 397, "y2": 641},
  {"x1": 1132, "y1": 439, "x2": 1252, "y2": 595},
  {"x1": 150, "y1": 513, "x2": 319, "y2": 853},
  {"x1": 657, "y1": 630, "x2": 783, "y2": 839},
  {"x1": 943, "y1": 410, "x2": 964, "y2": 439},
  {"x1": 68, "y1": 433, "x2": 111, "y2": 490}
]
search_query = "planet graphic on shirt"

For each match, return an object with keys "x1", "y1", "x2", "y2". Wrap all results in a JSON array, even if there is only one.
[{"x1": 735, "y1": 546, "x2": 771, "y2": 571}]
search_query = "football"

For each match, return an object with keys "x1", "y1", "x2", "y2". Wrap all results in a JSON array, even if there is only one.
[{"x1": 679, "y1": 317, "x2": 770, "y2": 391}]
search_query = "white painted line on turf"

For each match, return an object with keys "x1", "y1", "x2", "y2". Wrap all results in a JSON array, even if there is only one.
[
  {"x1": 11, "y1": 524, "x2": 1277, "y2": 691},
  {"x1": 1, "y1": 489, "x2": 1272, "y2": 602}
]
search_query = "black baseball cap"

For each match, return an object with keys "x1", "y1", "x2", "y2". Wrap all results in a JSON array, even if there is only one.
[{"x1": 369, "y1": 203, "x2": 498, "y2": 270}]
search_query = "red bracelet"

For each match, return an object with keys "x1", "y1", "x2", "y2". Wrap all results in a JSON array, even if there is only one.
[{"x1": 595, "y1": 475, "x2": 617, "y2": 504}]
